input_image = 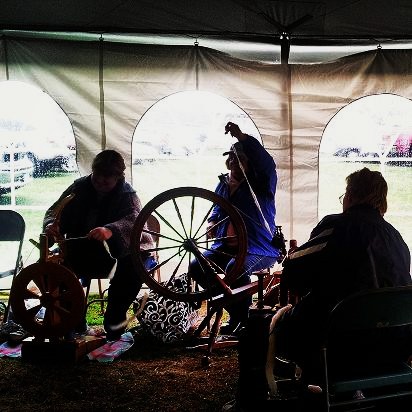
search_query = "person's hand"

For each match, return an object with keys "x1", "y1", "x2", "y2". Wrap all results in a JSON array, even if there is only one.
[
  {"x1": 224, "y1": 122, "x2": 245, "y2": 141},
  {"x1": 44, "y1": 222, "x2": 61, "y2": 242},
  {"x1": 88, "y1": 227, "x2": 113, "y2": 241}
]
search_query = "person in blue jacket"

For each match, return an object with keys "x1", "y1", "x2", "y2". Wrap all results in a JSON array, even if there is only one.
[{"x1": 189, "y1": 121, "x2": 281, "y2": 335}]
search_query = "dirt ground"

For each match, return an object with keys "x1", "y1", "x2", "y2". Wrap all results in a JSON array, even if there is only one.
[{"x1": 0, "y1": 329, "x2": 239, "y2": 412}]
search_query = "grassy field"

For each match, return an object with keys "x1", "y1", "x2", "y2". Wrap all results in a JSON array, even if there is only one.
[
  {"x1": 319, "y1": 158, "x2": 412, "y2": 251},
  {"x1": 0, "y1": 172, "x2": 78, "y2": 267},
  {"x1": 0, "y1": 157, "x2": 411, "y2": 272}
]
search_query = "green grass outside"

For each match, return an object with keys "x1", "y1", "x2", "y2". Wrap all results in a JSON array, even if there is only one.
[
  {"x1": 0, "y1": 157, "x2": 411, "y2": 271},
  {"x1": 319, "y1": 158, "x2": 412, "y2": 251},
  {"x1": 0, "y1": 172, "x2": 79, "y2": 265}
]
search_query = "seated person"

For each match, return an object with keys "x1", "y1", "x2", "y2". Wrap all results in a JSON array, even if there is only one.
[
  {"x1": 188, "y1": 122, "x2": 281, "y2": 335},
  {"x1": 44, "y1": 149, "x2": 155, "y2": 340},
  {"x1": 269, "y1": 167, "x2": 411, "y2": 391}
]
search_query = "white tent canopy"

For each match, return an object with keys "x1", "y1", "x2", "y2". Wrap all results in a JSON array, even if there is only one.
[
  {"x1": 1, "y1": 1, "x2": 412, "y2": 246},
  {"x1": 2, "y1": 0, "x2": 412, "y2": 44},
  {"x1": 2, "y1": 34, "x2": 411, "y2": 243}
]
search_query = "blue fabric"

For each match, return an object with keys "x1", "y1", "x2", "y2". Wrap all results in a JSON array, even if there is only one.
[
  {"x1": 210, "y1": 135, "x2": 280, "y2": 259},
  {"x1": 189, "y1": 135, "x2": 280, "y2": 323}
]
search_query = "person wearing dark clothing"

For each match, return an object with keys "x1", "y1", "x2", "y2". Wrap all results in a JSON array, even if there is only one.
[
  {"x1": 189, "y1": 122, "x2": 280, "y2": 334},
  {"x1": 44, "y1": 150, "x2": 154, "y2": 340},
  {"x1": 269, "y1": 167, "x2": 411, "y2": 391}
]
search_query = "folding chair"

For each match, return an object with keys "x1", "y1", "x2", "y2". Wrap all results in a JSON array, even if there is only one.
[
  {"x1": 0, "y1": 210, "x2": 25, "y2": 324},
  {"x1": 322, "y1": 286, "x2": 412, "y2": 411}
]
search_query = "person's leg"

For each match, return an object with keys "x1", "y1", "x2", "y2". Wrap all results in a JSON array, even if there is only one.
[
  {"x1": 223, "y1": 255, "x2": 277, "y2": 331},
  {"x1": 188, "y1": 249, "x2": 232, "y2": 293},
  {"x1": 103, "y1": 254, "x2": 143, "y2": 340}
]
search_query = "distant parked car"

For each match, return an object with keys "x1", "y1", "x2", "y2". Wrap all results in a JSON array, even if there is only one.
[
  {"x1": 23, "y1": 135, "x2": 77, "y2": 176},
  {"x1": 333, "y1": 134, "x2": 412, "y2": 163},
  {"x1": 0, "y1": 131, "x2": 77, "y2": 176},
  {"x1": 0, "y1": 144, "x2": 34, "y2": 193},
  {"x1": 333, "y1": 146, "x2": 379, "y2": 159},
  {"x1": 388, "y1": 134, "x2": 412, "y2": 157}
]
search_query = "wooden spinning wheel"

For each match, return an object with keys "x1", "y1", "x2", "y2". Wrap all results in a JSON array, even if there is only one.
[
  {"x1": 9, "y1": 260, "x2": 85, "y2": 340},
  {"x1": 130, "y1": 187, "x2": 248, "y2": 304},
  {"x1": 8, "y1": 194, "x2": 87, "y2": 340}
]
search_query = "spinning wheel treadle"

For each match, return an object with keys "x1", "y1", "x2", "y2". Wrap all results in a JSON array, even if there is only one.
[
  {"x1": 9, "y1": 261, "x2": 86, "y2": 340},
  {"x1": 130, "y1": 187, "x2": 248, "y2": 303}
]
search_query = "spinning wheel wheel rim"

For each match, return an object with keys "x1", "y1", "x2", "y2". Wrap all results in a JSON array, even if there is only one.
[
  {"x1": 131, "y1": 187, "x2": 247, "y2": 303},
  {"x1": 9, "y1": 262, "x2": 86, "y2": 339}
]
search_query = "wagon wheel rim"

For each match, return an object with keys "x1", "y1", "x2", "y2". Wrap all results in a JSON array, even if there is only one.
[
  {"x1": 9, "y1": 262, "x2": 86, "y2": 339},
  {"x1": 130, "y1": 186, "x2": 247, "y2": 303}
]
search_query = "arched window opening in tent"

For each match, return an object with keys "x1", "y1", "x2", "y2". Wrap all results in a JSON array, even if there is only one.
[
  {"x1": 0, "y1": 80, "x2": 79, "y2": 269},
  {"x1": 132, "y1": 91, "x2": 262, "y2": 205},
  {"x1": 319, "y1": 94, "x2": 412, "y2": 260},
  {"x1": 132, "y1": 91, "x2": 267, "y2": 280}
]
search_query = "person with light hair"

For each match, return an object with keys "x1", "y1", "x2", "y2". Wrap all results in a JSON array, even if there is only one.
[{"x1": 264, "y1": 167, "x2": 411, "y2": 400}]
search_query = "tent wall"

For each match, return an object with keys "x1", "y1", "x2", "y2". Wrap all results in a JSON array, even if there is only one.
[{"x1": 0, "y1": 37, "x2": 410, "y2": 243}]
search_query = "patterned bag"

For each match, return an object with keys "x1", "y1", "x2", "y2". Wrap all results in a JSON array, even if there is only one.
[{"x1": 133, "y1": 274, "x2": 198, "y2": 343}]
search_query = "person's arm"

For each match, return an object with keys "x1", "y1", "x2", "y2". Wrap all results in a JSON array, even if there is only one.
[
  {"x1": 104, "y1": 191, "x2": 153, "y2": 253},
  {"x1": 225, "y1": 121, "x2": 275, "y2": 188},
  {"x1": 43, "y1": 183, "x2": 76, "y2": 242}
]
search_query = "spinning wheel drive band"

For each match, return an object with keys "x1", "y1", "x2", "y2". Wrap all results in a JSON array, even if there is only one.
[
  {"x1": 9, "y1": 262, "x2": 85, "y2": 339},
  {"x1": 131, "y1": 187, "x2": 247, "y2": 303}
]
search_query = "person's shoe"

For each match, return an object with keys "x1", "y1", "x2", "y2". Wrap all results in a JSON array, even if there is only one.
[
  {"x1": 7, "y1": 327, "x2": 30, "y2": 345},
  {"x1": 105, "y1": 330, "x2": 123, "y2": 342},
  {"x1": 0, "y1": 321, "x2": 30, "y2": 344},
  {"x1": 221, "y1": 399, "x2": 245, "y2": 412}
]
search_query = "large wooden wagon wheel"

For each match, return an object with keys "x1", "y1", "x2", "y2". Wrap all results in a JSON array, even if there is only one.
[
  {"x1": 130, "y1": 187, "x2": 248, "y2": 304},
  {"x1": 9, "y1": 242, "x2": 86, "y2": 340}
]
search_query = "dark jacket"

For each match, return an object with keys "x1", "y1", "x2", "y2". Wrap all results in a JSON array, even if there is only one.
[
  {"x1": 281, "y1": 204, "x2": 411, "y2": 310},
  {"x1": 43, "y1": 175, "x2": 143, "y2": 259}
]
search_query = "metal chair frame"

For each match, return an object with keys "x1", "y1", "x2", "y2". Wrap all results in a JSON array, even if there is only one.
[
  {"x1": 0, "y1": 209, "x2": 25, "y2": 324},
  {"x1": 322, "y1": 286, "x2": 412, "y2": 411}
]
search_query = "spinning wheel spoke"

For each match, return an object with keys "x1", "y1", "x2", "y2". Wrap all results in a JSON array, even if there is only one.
[
  {"x1": 22, "y1": 288, "x2": 41, "y2": 300},
  {"x1": 196, "y1": 244, "x2": 238, "y2": 259},
  {"x1": 194, "y1": 210, "x2": 226, "y2": 241},
  {"x1": 131, "y1": 187, "x2": 247, "y2": 303},
  {"x1": 195, "y1": 234, "x2": 237, "y2": 246},
  {"x1": 198, "y1": 254, "x2": 226, "y2": 278},
  {"x1": 43, "y1": 307, "x2": 60, "y2": 329},
  {"x1": 26, "y1": 304, "x2": 43, "y2": 319},
  {"x1": 47, "y1": 276, "x2": 63, "y2": 297},
  {"x1": 51, "y1": 302, "x2": 72, "y2": 318},
  {"x1": 172, "y1": 198, "x2": 189, "y2": 239},
  {"x1": 189, "y1": 196, "x2": 196, "y2": 237},
  {"x1": 154, "y1": 210, "x2": 186, "y2": 242},
  {"x1": 58, "y1": 289, "x2": 75, "y2": 303},
  {"x1": 189, "y1": 196, "x2": 214, "y2": 240},
  {"x1": 33, "y1": 275, "x2": 47, "y2": 295},
  {"x1": 150, "y1": 249, "x2": 184, "y2": 275},
  {"x1": 143, "y1": 228, "x2": 181, "y2": 244},
  {"x1": 164, "y1": 250, "x2": 188, "y2": 288}
]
